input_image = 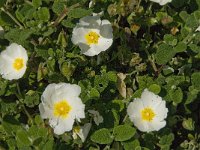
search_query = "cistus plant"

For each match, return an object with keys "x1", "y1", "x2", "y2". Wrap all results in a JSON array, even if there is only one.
[{"x1": 0, "y1": 0, "x2": 200, "y2": 150}]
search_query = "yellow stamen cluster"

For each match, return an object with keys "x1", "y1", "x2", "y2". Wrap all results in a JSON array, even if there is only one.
[
  {"x1": 54, "y1": 100, "x2": 72, "y2": 119},
  {"x1": 141, "y1": 107, "x2": 155, "y2": 122},
  {"x1": 85, "y1": 31, "x2": 100, "y2": 45},
  {"x1": 13, "y1": 58, "x2": 24, "y2": 71}
]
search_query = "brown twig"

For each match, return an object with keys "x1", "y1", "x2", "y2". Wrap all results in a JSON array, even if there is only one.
[{"x1": 52, "y1": 3, "x2": 80, "y2": 27}]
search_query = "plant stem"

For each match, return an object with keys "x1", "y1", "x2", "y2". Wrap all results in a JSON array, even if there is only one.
[
  {"x1": 122, "y1": 114, "x2": 128, "y2": 123},
  {"x1": 144, "y1": 49, "x2": 158, "y2": 73},
  {"x1": 1, "y1": 7, "x2": 24, "y2": 28},
  {"x1": 22, "y1": 105, "x2": 33, "y2": 124},
  {"x1": 16, "y1": 82, "x2": 33, "y2": 124},
  {"x1": 52, "y1": 3, "x2": 80, "y2": 27}
]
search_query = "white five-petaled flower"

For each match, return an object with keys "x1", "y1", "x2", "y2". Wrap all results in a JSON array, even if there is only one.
[
  {"x1": 0, "y1": 43, "x2": 28, "y2": 80},
  {"x1": 150, "y1": 0, "x2": 172, "y2": 5},
  {"x1": 127, "y1": 89, "x2": 168, "y2": 132},
  {"x1": 39, "y1": 83, "x2": 85, "y2": 135},
  {"x1": 71, "y1": 15, "x2": 113, "y2": 56},
  {"x1": 72, "y1": 123, "x2": 92, "y2": 142}
]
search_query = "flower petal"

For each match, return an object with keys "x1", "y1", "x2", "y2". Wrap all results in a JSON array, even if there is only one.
[
  {"x1": 79, "y1": 15, "x2": 101, "y2": 28},
  {"x1": 127, "y1": 98, "x2": 143, "y2": 120},
  {"x1": 53, "y1": 116, "x2": 75, "y2": 135},
  {"x1": 100, "y1": 19, "x2": 113, "y2": 39}
]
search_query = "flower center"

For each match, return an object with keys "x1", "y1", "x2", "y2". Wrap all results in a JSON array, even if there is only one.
[
  {"x1": 13, "y1": 58, "x2": 24, "y2": 71},
  {"x1": 53, "y1": 100, "x2": 72, "y2": 118},
  {"x1": 141, "y1": 107, "x2": 155, "y2": 122},
  {"x1": 85, "y1": 31, "x2": 100, "y2": 45}
]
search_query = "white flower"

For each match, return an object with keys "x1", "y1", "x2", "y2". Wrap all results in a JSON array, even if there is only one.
[
  {"x1": 39, "y1": 83, "x2": 85, "y2": 135},
  {"x1": 0, "y1": 43, "x2": 28, "y2": 80},
  {"x1": 0, "y1": 26, "x2": 4, "y2": 36},
  {"x1": 127, "y1": 89, "x2": 168, "y2": 132},
  {"x1": 72, "y1": 123, "x2": 92, "y2": 142},
  {"x1": 150, "y1": 0, "x2": 172, "y2": 5},
  {"x1": 71, "y1": 15, "x2": 113, "y2": 56},
  {"x1": 88, "y1": 110, "x2": 103, "y2": 126}
]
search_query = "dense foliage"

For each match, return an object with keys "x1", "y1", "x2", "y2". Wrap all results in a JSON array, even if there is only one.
[{"x1": 0, "y1": 0, "x2": 200, "y2": 149}]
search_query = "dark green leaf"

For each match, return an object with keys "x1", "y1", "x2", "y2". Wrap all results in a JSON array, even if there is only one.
[
  {"x1": 91, "y1": 128, "x2": 113, "y2": 144},
  {"x1": 113, "y1": 125, "x2": 136, "y2": 141},
  {"x1": 68, "y1": 8, "x2": 92, "y2": 18}
]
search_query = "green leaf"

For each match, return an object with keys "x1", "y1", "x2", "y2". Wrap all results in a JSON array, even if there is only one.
[
  {"x1": 123, "y1": 139, "x2": 140, "y2": 150},
  {"x1": 57, "y1": 30, "x2": 68, "y2": 48},
  {"x1": 32, "y1": 0, "x2": 42, "y2": 8},
  {"x1": 90, "y1": 88, "x2": 100, "y2": 99},
  {"x1": 189, "y1": 43, "x2": 200, "y2": 53},
  {"x1": 172, "y1": 0, "x2": 187, "y2": 8},
  {"x1": 191, "y1": 72, "x2": 200, "y2": 90},
  {"x1": 36, "y1": 7, "x2": 50, "y2": 22},
  {"x1": 0, "y1": 11, "x2": 15, "y2": 26},
  {"x1": 163, "y1": 34, "x2": 177, "y2": 46},
  {"x1": 182, "y1": 118, "x2": 195, "y2": 131},
  {"x1": 79, "y1": 79, "x2": 100, "y2": 102},
  {"x1": 94, "y1": 75, "x2": 109, "y2": 92},
  {"x1": 52, "y1": 0, "x2": 66, "y2": 15},
  {"x1": 155, "y1": 44, "x2": 175, "y2": 65},
  {"x1": 68, "y1": 8, "x2": 92, "y2": 18},
  {"x1": 0, "y1": 99, "x2": 18, "y2": 115},
  {"x1": 4, "y1": 28, "x2": 34, "y2": 45},
  {"x1": 162, "y1": 66, "x2": 174, "y2": 76},
  {"x1": 60, "y1": 61, "x2": 76, "y2": 80},
  {"x1": 113, "y1": 125, "x2": 136, "y2": 141},
  {"x1": 173, "y1": 42, "x2": 187, "y2": 53},
  {"x1": 0, "y1": 80, "x2": 7, "y2": 96},
  {"x1": 0, "y1": 0, "x2": 6, "y2": 8},
  {"x1": 112, "y1": 109, "x2": 120, "y2": 126},
  {"x1": 185, "y1": 86, "x2": 199, "y2": 104},
  {"x1": 16, "y1": 129, "x2": 31, "y2": 148},
  {"x1": 110, "y1": 100, "x2": 125, "y2": 112},
  {"x1": 159, "y1": 133, "x2": 174, "y2": 146},
  {"x1": 7, "y1": 138, "x2": 17, "y2": 150},
  {"x1": 137, "y1": 75, "x2": 154, "y2": 89},
  {"x1": 34, "y1": 115, "x2": 43, "y2": 125},
  {"x1": 35, "y1": 48, "x2": 49, "y2": 59},
  {"x1": 2, "y1": 115, "x2": 21, "y2": 135},
  {"x1": 24, "y1": 90, "x2": 40, "y2": 107},
  {"x1": 169, "y1": 87, "x2": 183, "y2": 104},
  {"x1": 179, "y1": 11, "x2": 190, "y2": 22},
  {"x1": 61, "y1": 19, "x2": 75, "y2": 28},
  {"x1": 148, "y1": 84, "x2": 161, "y2": 94},
  {"x1": 41, "y1": 139, "x2": 54, "y2": 150},
  {"x1": 107, "y1": 71, "x2": 117, "y2": 82},
  {"x1": 91, "y1": 128, "x2": 113, "y2": 144}
]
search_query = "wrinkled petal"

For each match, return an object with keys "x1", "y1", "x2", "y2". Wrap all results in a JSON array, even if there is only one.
[
  {"x1": 148, "y1": 119, "x2": 166, "y2": 132},
  {"x1": 79, "y1": 15, "x2": 101, "y2": 28},
  {"x1": 72, "y1": 27, "x2": 88, "y2": 44},
  {"x1": 127, "y1": 99, "x2": 143, "y2": 119},
  {"x1": 100, "y1": 20, "x2": 113, "y2": 39},
  {"x1": 53, "y1": 116, "x2": 75, "y2": 135},
  {"x1": 77, "y1": 123, "x2": 92, "y2": 142}
]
